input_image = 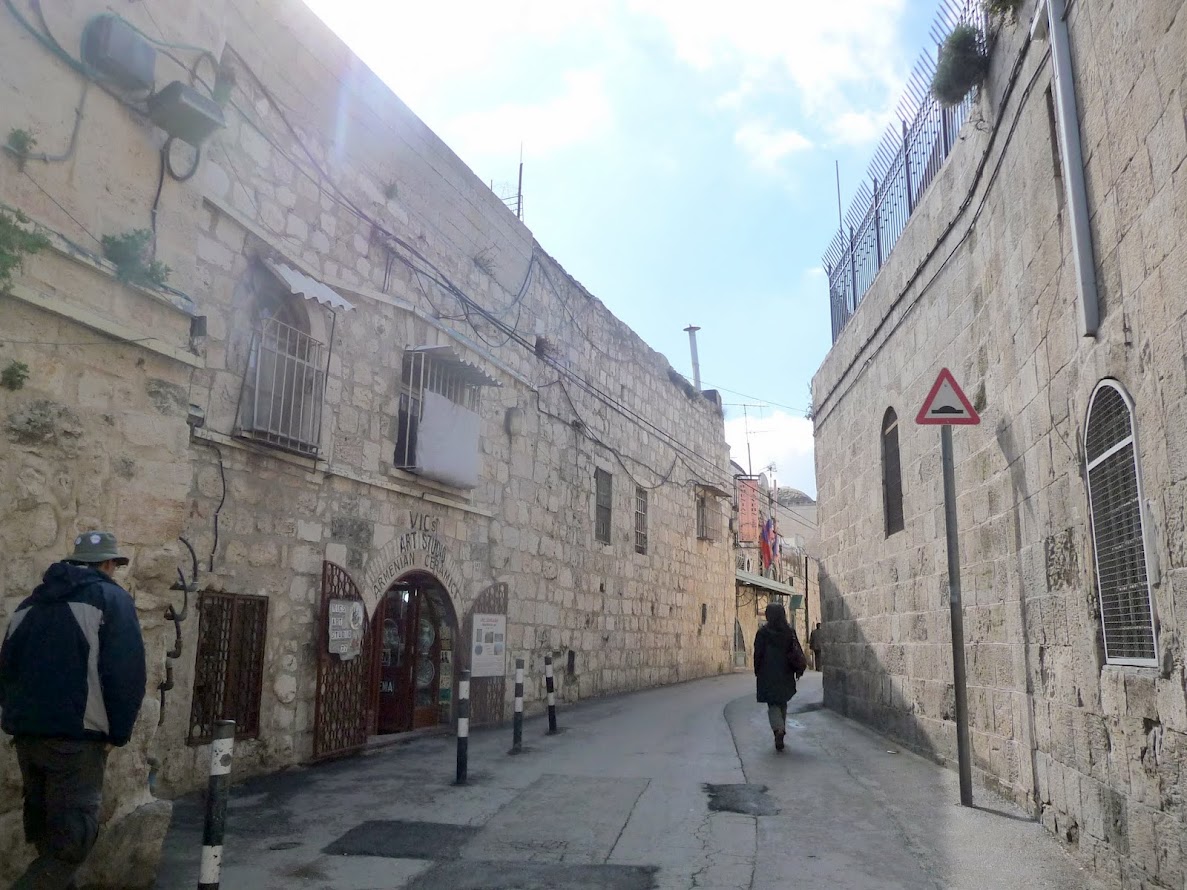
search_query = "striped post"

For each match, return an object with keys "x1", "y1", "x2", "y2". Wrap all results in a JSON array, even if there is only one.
[
  {"x1": 198, "y1": 720, "x2": 235, "y2": 890},
  {"x1": 510, "y1": 657, "x2": 524, "y2": 754},
  {"x1": 455, "y1": 669, "x2": 470, "y2": 785},
  {"x1": 545, "y1": 655, "x2": 558, "y2": 735}
]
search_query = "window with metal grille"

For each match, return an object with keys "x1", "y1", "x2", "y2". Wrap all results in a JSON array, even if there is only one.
[
  {"x1": 595, "y1": 468, "x2": 612, "y2": 544},
  {"x1": 882, "y1": 408, "x2": 905, "y2": 536},
  {"x1": 394, "y1": 346, "x2": 490, "y2": 488},
  {"x1": 634, "y1": 486, "x2": 648, "y2": 554},
  {"x1": 188, "y1": 592, "x2": 268, "y2": 744},
  {"x1": 1085, "y1": 380, "x2": 1157, "y2": 665},
  {"x1": 696, "y1": 493, "x2": 709, "y2": 539},
  {"x1": 237, "y1": 310, "x2": 326, "y2": 457}
]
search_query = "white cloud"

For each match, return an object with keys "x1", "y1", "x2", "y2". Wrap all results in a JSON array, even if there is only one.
[
  {"x1": 440, "y1": 69, "x2": 614, "y2": 161},
  {"x1": 724, "y1": 409, "x2": 817, "y2": 497},
  {"x1": 734, "y1": 121, "x2": 813, "y2": 173},
  {"x1": 630, "y1": 0, "x2": 909, "y2": 149}
]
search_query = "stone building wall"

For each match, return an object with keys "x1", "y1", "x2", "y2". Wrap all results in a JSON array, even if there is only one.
[
  {"x1": 812, "y1": 0, "x2": 1187, "y2": 885},
  {"x1": 150, "y1": 0, "x2": 736, "y2": 797},
  {"x1": 0, "y1": 0, "x2": 735, "y2": 884},
  {"x1": 0, "y1": 2, "x2": 222, "y2": 885}
]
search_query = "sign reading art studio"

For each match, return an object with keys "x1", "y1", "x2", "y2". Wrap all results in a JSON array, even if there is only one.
[
  {"x1": 471, "y1": 613, "x2": 507, "y2": 678},
  {"x1": 360, "y1": 511, "x2": 465, "y2": 618},
  {"x1": 327, "y1": 599, "x2": 365, "y2": 660}
]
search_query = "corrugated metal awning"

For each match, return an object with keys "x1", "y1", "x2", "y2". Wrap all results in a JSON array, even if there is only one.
[
  {"x1": 265, "y1": 260, "x2": 355, "y2": 312},
  {"x1": 407, "y1": 344, "x2": 500, "y2": 387},
  {"x1": 736, "y1": 569, "x2": 803, "y2": 608}
]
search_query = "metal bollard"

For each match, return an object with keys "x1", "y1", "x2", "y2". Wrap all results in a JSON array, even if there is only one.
[
  {"x1": 545, "y1": 655, "x2": 558, "y2": 735},
  {"x1": 455, "y1": 669, "x2": 470, "y2": 785},
  {"x1": 198, "y1": 720, "x2": 235, "y2": 890},
  {"x1": 510, "y1": 657, "x2": 524, "y2": 754}
]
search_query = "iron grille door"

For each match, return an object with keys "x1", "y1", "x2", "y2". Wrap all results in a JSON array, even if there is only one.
[{"x1": 314, "y1": 562, "x2": 373, "y2": 759}]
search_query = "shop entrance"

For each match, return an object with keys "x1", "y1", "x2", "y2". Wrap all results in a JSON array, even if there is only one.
[{"x1": 373, "y1": 573, "x2": 457, "y2": 734}]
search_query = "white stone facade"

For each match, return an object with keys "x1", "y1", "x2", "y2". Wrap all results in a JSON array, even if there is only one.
[
  {"x1": 813, "y1": 0, "x2": 1187, "y2": 886},
  {"x1": 0, "y1": 1, "x2": 735, "y2": 884}
]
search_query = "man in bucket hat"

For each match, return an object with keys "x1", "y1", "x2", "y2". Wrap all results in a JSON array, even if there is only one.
[{"x1": 0, "y1": 531, "x2": 146, "y2": 889}]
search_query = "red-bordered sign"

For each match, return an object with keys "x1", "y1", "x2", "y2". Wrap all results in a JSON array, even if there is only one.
[{"x1": 916, "y1": 368, "x2": 980, "y2": 425}]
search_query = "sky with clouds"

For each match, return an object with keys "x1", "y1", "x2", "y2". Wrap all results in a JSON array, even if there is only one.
[{"x1": 301, "y1": 0, "x2": 937, "y2": 497}]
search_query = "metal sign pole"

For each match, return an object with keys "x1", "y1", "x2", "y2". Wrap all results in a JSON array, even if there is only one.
[{"x1": 941, "y1": 424, "x2": 973, "y2": 807}]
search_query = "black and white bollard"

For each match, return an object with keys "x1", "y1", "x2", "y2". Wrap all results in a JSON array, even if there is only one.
[
  {"x1": 455, "y1": 669, "x2": 470, "y2": 785},
  {"x1": 198, "y1": 719, "x2": 235, "y2": 890},
  {"x1": 510, "y1": 657, "x2": 524, "y2": 754},
  {"x1": 545, "y1": 655, "x2": 558, "y2": 735}
]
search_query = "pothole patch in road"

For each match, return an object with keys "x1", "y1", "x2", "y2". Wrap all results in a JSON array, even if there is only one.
[
  {"x1": 407, "y1": 861, "x2": 659, "y2": 889},
  {"x1": 702, "y1": 783, "x2": 780, "y2": 816},
  {"x1": 323, "y1": 820, "x2": 479, "y2": 859}
]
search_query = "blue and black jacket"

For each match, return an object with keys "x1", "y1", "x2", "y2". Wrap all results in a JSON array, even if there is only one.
[{"x1": 0, "y1": 562, "x2": 146, "y2": 746}]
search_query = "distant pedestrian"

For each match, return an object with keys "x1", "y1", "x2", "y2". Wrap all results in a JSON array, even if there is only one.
[
  {"x1": 754, "y1": 603, "x2": 806, "y2": 752},
  {"x1": 810, "y1": 622, "x2": 822, "y2": 672},
  {"x1": 0, "y1": 531, "x2": 146, "y2": 890}
]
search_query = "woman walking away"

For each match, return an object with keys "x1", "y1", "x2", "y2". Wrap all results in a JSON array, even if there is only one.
[{"x1": 754, "y1": 603, "x2": 807, "y2": 751}]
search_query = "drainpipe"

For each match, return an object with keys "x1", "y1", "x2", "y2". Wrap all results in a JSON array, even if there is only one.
[
  {"x1": 683, "y1": 325, "x2": 702, "y2": 391},
  {"x1": 1036, "y1": 0, "x2": 1099, "y2": 337}
]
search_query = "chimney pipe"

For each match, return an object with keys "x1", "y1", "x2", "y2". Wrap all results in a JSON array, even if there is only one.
[{"x1": 684, "y1": 324, "x2": 702, "y2": 391}]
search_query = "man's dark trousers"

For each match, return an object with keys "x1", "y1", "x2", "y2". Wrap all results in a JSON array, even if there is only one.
[{"x1": 13, "y1": 737, "x2": 107, "y2": 890}]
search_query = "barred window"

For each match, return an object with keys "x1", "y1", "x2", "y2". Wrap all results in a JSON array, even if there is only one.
[
  {"x1": 237, "y1": 294, "x2": 326, "y2": 457},
  {"x1": 189, "y1": 592, "x2": 268, "y2": 744},
  {"x1": 696, "y1": 493, "x2": 709, "y2": 539},
  {"x1": 1085, "y1": 381, "x2": 1157, "y2": 665},
  {"x1": 634, "y1": 486, "x2": 648, "y2": 554},
  {"x1": 882, "y1": 408, "x2": 904, "y2": 536},
  {"x1": 595, "y1": 468, "x2": 612, "y2": 544}
]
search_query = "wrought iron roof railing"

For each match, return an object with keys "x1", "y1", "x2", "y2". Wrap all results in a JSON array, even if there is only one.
[{"x1": 824, "y1": 0, "x2": 990, "y2": 343}]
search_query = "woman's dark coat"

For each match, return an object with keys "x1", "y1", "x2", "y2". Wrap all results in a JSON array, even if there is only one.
[{"x1": 754, "y1": 623, "x2": 799, "y2": 705}]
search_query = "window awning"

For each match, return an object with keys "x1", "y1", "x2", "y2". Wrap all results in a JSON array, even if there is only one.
[
  {"x1": 696, "y1": 482, "x2": 732, "y2": 499},
  {"x1": 265, "y1": 260, "x2": 355, "y2": 312},
  {"x1": 736, "y1": 569, "x2": 803, "y2": 607},
  {"x1": 407, "y1": 344, "x2": 500, "y2": 388}
]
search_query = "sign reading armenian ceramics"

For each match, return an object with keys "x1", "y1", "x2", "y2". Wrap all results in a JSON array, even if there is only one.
[{"x1": 360, "y1": 511, "x2": 465, "y2": 617}]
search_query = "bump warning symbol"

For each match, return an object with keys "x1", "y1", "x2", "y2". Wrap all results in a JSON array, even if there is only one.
[{"x1": 916, "y1": 368, "x2": 980, "y2": 425}]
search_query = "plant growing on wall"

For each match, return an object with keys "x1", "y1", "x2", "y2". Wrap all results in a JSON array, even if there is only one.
[
  {"x1": 101, "y1": 229, "x2": 170, "y2": 288},
  {"x1": 0, "y1": 208, "x2": 50, "y2": 292},
  {"x1": 1, "y1": 361, "x2": 30, "y2": 391},
  {"x1": 984, "y1": 0, "x2": 1025, "y2": 22},
  {"x1": 931, "y1": 24, "x2": 990, "y2": 107},
  {"x1": 5, "y1": 128, "x2": 36, "y2": 171}
]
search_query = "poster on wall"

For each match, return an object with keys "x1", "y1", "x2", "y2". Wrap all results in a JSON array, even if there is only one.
[
  {"x1": 327, "y1": 599, "x2": 365, "y2": 660},
  {"x1": 471, "y1": 613, "x2": 507, "y2": 678}
]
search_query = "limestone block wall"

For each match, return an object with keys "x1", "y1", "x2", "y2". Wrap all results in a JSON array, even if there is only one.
[
  {"x1": 0, "y1": 2, "x2": 227, "y2": 886},
  {"x1": 145, "y1": 0, "x2": 735, "y2": 796},
  {"x1": 812, "y1": 0, "x2": 1187, "y2": 885}
]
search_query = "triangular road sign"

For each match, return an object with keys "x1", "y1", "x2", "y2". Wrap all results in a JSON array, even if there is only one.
[{"x1": 916, "y1": 368, "x2": 980, "y2": 425}]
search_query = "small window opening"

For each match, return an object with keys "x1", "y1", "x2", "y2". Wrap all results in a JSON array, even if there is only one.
[{"x1": 882, "y1": 408, "x2": 905, "y2": 536}]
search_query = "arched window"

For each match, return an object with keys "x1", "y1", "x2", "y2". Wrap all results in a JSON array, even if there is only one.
[
  {"x1": 1085, "y1": 380, "x2": 1157, "y2": 664},
  {"x1": 882, "y1": 408, "x2": 904, "y2": 536}
]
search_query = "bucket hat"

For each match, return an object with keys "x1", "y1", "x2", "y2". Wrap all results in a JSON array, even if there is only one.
[{"x1": 67, "y1": 531, "x2": 129, "y2": 566}]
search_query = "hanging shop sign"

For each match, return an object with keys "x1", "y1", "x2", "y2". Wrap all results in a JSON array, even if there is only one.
[
  {"x1": 471, "y1": 613, "x2": 507, "y2": 678},
  {"x1": 327, "y1": 598, "x2": 365, "y2": 660}
]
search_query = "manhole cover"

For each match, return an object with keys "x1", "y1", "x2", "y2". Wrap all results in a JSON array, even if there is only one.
[
  {"x1": 323, "y1": 820, "x2": 479, "y2": 860},
  {"x1": 703, "y1": 783, "x2": 779, "y2": 816},
  {"x1": 408, "y1": 861, "x2": 658, "y2": 889}
]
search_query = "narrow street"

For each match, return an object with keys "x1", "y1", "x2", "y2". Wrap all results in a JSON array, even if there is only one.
[{"x1": 155, "y1": 674, "x2": 1102, "y2": 890}]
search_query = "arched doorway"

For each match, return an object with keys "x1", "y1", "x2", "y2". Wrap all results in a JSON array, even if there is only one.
[{"x1": 372, "y1": 571, "x2": 458, "y2": 735}]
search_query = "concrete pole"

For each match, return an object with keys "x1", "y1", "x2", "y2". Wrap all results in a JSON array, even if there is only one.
[{"x1": 941, "y1": 425, "x2": 973, "y2": 806}]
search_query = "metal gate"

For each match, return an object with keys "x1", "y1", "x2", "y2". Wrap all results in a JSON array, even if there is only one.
[{"x1": 314, "y1": 562, "x2": 374, "y2": 759}]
